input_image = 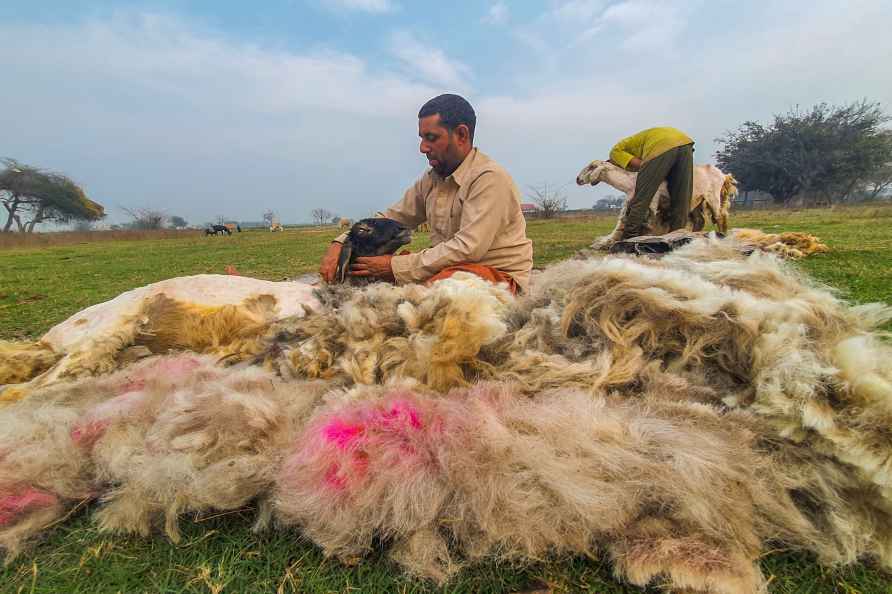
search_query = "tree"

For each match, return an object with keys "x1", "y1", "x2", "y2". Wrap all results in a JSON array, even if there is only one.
[
  {"x1": 528, "y1": 183, "x2": 567, "y2": 219},
  {"x1": 311, "y1": 208, "x2": 334, "y2": 226},
  {"x1": 169, "y1": 216, "x2": 188, "y2": 229},
  {"x1": 330, "y1": 215, "x2": 341, "y2": 225},
  {"x1": 716, "y1": 100, "x2": 892, "y2": 205},
  {"x1": 262, "y1": 210, "x2": 276, "y2": 226},
  {"x1": 1, "y1": 159, "x2": 105, "y2": 232},
  {"x1": 864, "y1": 161, "x2": 892, "y2": 200},
  {"x1": 122, "y1": 207, "x2": 167, "y2": 230},
  {"x1": 594, "y1": 195, "x2": 625, "y2": 210}
]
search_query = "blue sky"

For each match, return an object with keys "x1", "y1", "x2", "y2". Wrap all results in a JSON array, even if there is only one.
[{"x1": 3, "y1": 0, "x2": 891, "y2": 225}]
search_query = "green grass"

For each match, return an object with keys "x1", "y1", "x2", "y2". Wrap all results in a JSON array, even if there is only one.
[{"x1": 2, "y1": 206, "x2": 892, "y2": 593}]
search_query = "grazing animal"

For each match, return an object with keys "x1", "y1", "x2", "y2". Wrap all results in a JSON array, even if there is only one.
[
  {"x1": 338, "y1": 218, "x2": 352, "y2": 231},
  {"x1": 576, "y1": 160, "x2": 737, "y2": 248},
  {"x1": 334, "y1": 218, "x2": 412, "y2": 284},
  {"x1": 223, "y1": 223, "x2": 241, "y2": 234},
  {"x1": 270, "y1": 223, "x2": 284, "y2": 232},
  {"x1": 205, "y1": 225, "x2": 231, "y2": 236}
]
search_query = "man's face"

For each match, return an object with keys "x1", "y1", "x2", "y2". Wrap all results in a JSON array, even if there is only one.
[{"x1": 418, "y1": 114, "x2": 467, "y2": 177}]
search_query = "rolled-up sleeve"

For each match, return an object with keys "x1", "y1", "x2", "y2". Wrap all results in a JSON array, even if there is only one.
[
  {"x1": 391, "y1": 171, "x2": 509, "y2": 284},
  {"x1": 609, "y1": 136, "x2": 636, "y2": 170}
]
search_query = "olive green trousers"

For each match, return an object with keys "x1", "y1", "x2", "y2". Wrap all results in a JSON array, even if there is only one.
[{"x1": 620, "y1": 143, "x2": 694, "y2": 240}]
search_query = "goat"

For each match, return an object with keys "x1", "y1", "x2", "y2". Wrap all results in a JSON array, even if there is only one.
[
  {"x1": 334, "y1": 218, "x2": 412, "y2": 284},
  {"x1": 576, "y1": 160, "x2": 737, "y2": 248},
  {"x1": 205, "y1": 225, "x2": 230, "y2": 236}
]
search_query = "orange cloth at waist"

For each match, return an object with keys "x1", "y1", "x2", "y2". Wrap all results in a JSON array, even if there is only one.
[{"x1": 425, "y1": 263, "x2": 518, "y2": 295}]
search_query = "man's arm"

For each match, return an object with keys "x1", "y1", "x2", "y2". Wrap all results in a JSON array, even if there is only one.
[
  {"x1": 609, "y1": 134, "x2": 641, "y2": 170},
  {"x1": 389, "y1": 171, "x2": 510, "y2": 284}
]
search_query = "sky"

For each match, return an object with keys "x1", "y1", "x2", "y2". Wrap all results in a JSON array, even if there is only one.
[{"x1": 3, "y1": 0, "x2": 892, "y2": 225}]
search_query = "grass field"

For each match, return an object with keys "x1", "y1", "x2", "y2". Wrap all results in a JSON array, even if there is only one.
[{"x1": 1, "y1": 205, "x2": 891, "y2": 593}]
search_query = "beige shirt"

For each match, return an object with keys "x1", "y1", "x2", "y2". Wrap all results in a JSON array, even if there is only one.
[{"x1": 373, "y1": 148, "x2": 533, "y2": 292}]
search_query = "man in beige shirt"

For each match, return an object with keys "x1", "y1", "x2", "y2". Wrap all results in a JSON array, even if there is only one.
[{"x1": 319, "y1": 94, "x2": 533, "y2": 293}]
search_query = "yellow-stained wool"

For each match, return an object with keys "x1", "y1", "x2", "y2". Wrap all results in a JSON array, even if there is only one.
[
  {"x1": 0, "y1": 340, "x2": 60, "y2": 385},
  {"x1": 731, "y1": 228, "x2": 829, "y2": 258}
]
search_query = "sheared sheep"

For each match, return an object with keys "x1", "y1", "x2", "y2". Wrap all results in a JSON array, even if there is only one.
[
  {"x1": 576, "y1": 159, "x2": 737, "y2": 248},
  {"x1": 0, "y1": 275, "x2": 320, "y2": 396},
  {"x1": 334, "y1": 218, "x2": 412, "y2": 284}
]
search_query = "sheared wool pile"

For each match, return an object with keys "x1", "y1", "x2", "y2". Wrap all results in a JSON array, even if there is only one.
[
  {"x1": 731, "y1": 228, "x2": 830, "y2": 259},
  {"x1": 276, "y1": 381, "x2": 883, "y2": 592},
  {"x1": 0, "y1": 354, "x2": 331, "y2": 556},
  {"x1": 1, "y1": 235, "x2": 890, "y2": 594}
]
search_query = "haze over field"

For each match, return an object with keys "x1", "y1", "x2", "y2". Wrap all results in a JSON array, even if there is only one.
[{"x1": 3, "y1": 0, "x2": 891, "y2": 224}]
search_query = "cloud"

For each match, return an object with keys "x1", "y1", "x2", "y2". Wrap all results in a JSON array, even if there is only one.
[
  {"x1": 389, "y1": 31, "x2": 473, "y2": 90},
  {"x1": 1, "y1": 13, "x2": 438, "y2": 223},
  {"x1": 481, "y1": 2, "x2": 509, "y2": 25},
  {"x1": 320, "y1": 0, "x2": 395, "y2": 13},
  {"x1": 3, "y1": 0, "x2": 891, "y2": 225}
]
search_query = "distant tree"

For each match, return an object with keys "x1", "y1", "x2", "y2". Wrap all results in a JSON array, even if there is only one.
[
  {"x1": 262, "y1": 210, "x2": 276, "y2": 226},
  {"x1": 122, "y1": 207, "x2": 167, "y2": 230},
  {"x1": 594, "y1": 195, "x2": 625, "y2": 210},
  {"x1": 862, "y1": 133, "x2": 892, "y2": 199},
  {"x1": 528, "y1": 183, "x2": 567, "y2": 219},
  {"x1": 330, "y1": 215, "x2": 341, "y2": 225},
  {"x1": 311, "y1": 208, "x2": 334, "y2": 226},
  {"x1": 716, "y1": 100, "x2": 892, "y2": 205},
  {"x1": 169, "y1": 215, "x2": 188, "y2": 229},
  {"x1": 864, "y1": 161, "x2": 892, "y2": 200},
  {"x1": 1, "y1": 159, "x2": 105, "y2": 232}
]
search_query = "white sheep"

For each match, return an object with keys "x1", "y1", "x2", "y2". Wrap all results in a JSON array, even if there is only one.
[{"x1": 576, "y1": 160, "x2": 737, "y2": 249}]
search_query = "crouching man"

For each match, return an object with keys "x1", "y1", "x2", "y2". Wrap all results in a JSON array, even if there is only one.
[
  {"x1": 319, "y1": 93, "x2": 533, "y2": 295},
  {"x1": 609, "y1": 126, "x2": 695, "y2": 240}
]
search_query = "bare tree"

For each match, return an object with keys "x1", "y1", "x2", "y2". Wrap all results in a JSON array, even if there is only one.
[
  {"x1": 528, "y1": 183, "x2": 568, "y2": 219},
  {"x1": 864, "y1": 161, "x2": 892, "y2": 200},
  {"x1": 121, "y1": 206, "x2": 167, "y2": 230},
  {"x1": 311, "y1": 208, "x2": 334, "y2": 226},
  {"x1": 262, "y1": 209, "x2": 276, "y2": 226}
]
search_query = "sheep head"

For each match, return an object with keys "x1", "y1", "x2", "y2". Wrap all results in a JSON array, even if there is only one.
[
  {"x1": 335, "y1": 218, "x2": 412, "y2": 283},
  {"x1": 576, "y1": 160, "x2": 611, "y2": 186}
]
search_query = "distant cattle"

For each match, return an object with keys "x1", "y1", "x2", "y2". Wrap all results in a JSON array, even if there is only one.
[
  {"x1": 270, "y1": 223, "x2": 284, "y2": 232},
  {"x1": 205, "y1": 225, "x2": 231, "y2": 236},
  {"x1": 224, "y1": 223, "x2": 241, "y2": 233}
]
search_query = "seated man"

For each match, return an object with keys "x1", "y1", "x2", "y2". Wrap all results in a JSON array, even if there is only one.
[
  {"x1": 609, "y1": 126, "x2": 695, "y2": 240},
  {"x1": 319, "y1": 94, "x2": 533, "y2": 294}
]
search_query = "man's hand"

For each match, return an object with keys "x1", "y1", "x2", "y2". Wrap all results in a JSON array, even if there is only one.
[
  {"x1": 626, "y1": 157, "x2": 643, "y2": 172},
  {"x1": 319, "y1": 242, "x2": 343, "y2": 283},
  {"x1": 350, "y1": 255, "x2": 395, "y2": 282}
]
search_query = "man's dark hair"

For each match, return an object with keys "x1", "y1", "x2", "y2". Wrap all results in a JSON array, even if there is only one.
[{"x1": 418, "y1": 94, "x2": 476, "y2": 142}]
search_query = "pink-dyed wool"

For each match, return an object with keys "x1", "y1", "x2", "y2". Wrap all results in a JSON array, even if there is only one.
[
  {"x1": 0, "y1": 488, "x2": 58, "y2": 526},
  {"x1": 284, "y1": 393, "x2": 452, "y2": 494}
]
